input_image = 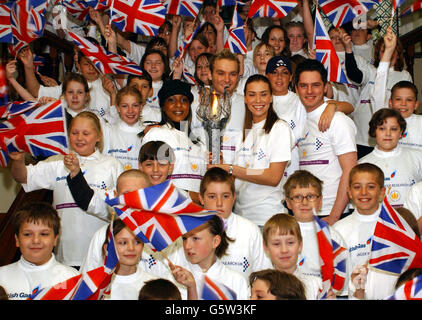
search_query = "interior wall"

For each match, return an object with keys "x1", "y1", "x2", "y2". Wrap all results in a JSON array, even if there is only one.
[{"x1": 0, "y1": 168, "x2": 20, "y2": 213}]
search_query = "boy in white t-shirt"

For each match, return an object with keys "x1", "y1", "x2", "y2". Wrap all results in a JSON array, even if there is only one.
[
  {"x1": 0, "y1": 202, "x2": 79, "y2": 300},
  {"x1": 198, "y1": 167, "x2": 273, "y2": 280}
]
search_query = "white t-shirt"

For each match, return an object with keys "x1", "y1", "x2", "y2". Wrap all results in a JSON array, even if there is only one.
[
  {"x1": 297, "y1": 220, "x2": 351, "y2": 296},
  {"x1": 22, "y1": 150, "x2": 124, "y2": 266},
  {"x1": 298, "y1": 102, "x2": 357, "y2": 215},
  {"x1": 142, "y1": 124, "x2": 207, "y2": 193},
  {"x1": 293, "y1": 269, "x2": 322, "y2": 300},
  {"x1": 105, "y1": 267, "x2": 157, "y2": 300},
  {"x1": 0, "y1": 255, "x2": 79, "y2": 300},
  {"x1": 400, "y1": 114, "x2": 422, "y2": 151},
  {"x1": 102, "y1": 119, "x2": 145, "y2": 171},
  {"x1": 359, "y1": 145, "x2": 422, "y2": 208},
  {"x1": 234, "y1": 119, "x2": 292, "y2": 226},
  {"x1": 352, "y1": 39, "x2": 374, "y2": 65},
  {"x1": 404, "y1": 180, "x2": 422, "y2": 221},
  {"x1": 190, "y1": 92, "x2": 245, "y2": 164},
  {"x1": 220, "y1": 212, "x2": 273, "y2": 280}
]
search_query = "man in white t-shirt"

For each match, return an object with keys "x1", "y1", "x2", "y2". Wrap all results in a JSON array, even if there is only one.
[{"x1": 295, "y1": 59, "x2": 358, "y2": 225}]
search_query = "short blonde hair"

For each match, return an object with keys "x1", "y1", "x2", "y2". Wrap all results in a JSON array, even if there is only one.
[
  {"x1": 263, "y1": 213, "x2": 302, "y2": 245},
  {"x1": 69, "y1": 111, "x2": 103, "y2": 152}
]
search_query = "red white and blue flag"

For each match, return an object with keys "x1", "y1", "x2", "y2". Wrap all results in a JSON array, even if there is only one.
[
  {"x1": 199, "y1": 275, "x2": 237, "y2": 300},
  {"x1": 0, "y1": 64, "x2": 8, "y2": 115},
  {"x1": 0, "y1": 2, "x2": 12, "y2": 43},
  {"x1": 110, "y1": 0, "x2": 166, "y2": 37},
  {"x1": 0, "y1": 99, "x2": 68, "y2": 167},
  {"x1": 10, "y1": 0, "x2": 49, "y2": 56},
  {"x1": 224, "y1": 5, "x2": 247, "y2": 54},
  {"x1": 182, "y1": 67, "x2": 196, "y2": 85},
  {"x1": 400, "y1": 0, "x2": 422, "y2": 17},
  {"x1": 248, "y1": 0, "x2": 298, "y2": 18},
  {"x1": 174, "y1": 22, "x2": 202, "y2": 59},
  {"x1": 369, "y1": 197, "x2": 422, "y2": 275},
  {"x1": 392, "y1": 0, "x2": 406, "y2": 11},
  {"x1": 0, "y1": 101, "x2": 39, "y2": 120},
  {"x1": 62, "y1": 0, "x2": 111, "y2": 21},
  {"x1": 386, "y1": 274, "x2": 422, "y2": 300},
  {"x1": 314, "y1": 215, "x2": 348, "y2": 297},
  {"x1": 29, "y1": 221, "x2": 119, "y2": 300},
  {"x1": 164, "y1": 0, "x2": 202, "y2": 17},
  {"x1": 67, "y1": 31, "x2": 143, "y2": 76},
  {"x1": 314, "y1": 7, "x2": 349, "y2": 84},
  {"x1": 318, "y1": 0, "x2": 378, "y2": 28},
  {"x1": 106, "y1": 180, "x2": 217, "y2": 252}
]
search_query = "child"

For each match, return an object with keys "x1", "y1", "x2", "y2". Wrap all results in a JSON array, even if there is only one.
[
  {"x1": 359, "y1": 108, "x2": 422, "y2": 208},
  {"x1": 102, "y1": 218, "x2": 157, "y2": 300},
  {"x1": 283, "y1": 170, "x2": 350, "y2": 297},
  {"x1": 388, "y1": 81, "x2": 422, "y2": 151},
  {"x1": 168, "y1": 215, "x2": 249, "y2": 300},
  {"x1": 0, "y1": 202, "x2": 79, "y2": 300},
  {"x1": 332, "y1": 162, "x2": 398, "y2": 299},
  {"x1": 198, "y1": 167, "x2": 272, "y2": 280},
  {"x1": 249, "y1": 269, "x2": 306, "y2": 300},
  {"x1": 209, "y1": 74, "x2": 292, "y2": 227},
  {"x1": 102, "y1": 86, "x2": 145, "y2": 171},
  {"x1": 261, "y1": 25, "x2": 291, "y2": 57},
  {"x1": 138, "y1": 278, "x2": 182, "y2": 300},
  {"x1": 9, "y1": 112, "x2": 124, "y2": 268},
  {"x1": 263, "y1": 213, "x2": 322, "y2": 300}
]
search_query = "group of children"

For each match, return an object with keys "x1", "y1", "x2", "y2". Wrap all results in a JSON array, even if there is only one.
[{"x1": 1, "y1": 0, "x2": 422, "y2": 301}]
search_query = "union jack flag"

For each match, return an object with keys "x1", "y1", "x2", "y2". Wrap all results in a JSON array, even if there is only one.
[
  {"x1": 67, "y1": 31, "x2": 144, "y2": 76},
  {"x1": 62, "y1": 0, "x2": 111, "y2": 21},
  {"x1": 248, "y1": 0, "x2": 298, "y2": 18},
  {"x1": 110, "y1": 0, "x2": 166, "y2": 37},
  {"x1": 0, "y1": 101, "x2": 39, "y2": 119},
  {"x1": 0, "y1": 64, "x2": 8, "y2": 113},
  {"x1": 401, "y1": 0, "x2": 422, "y2": 16},
  {"x1": 174, "y1": 22, "x2": 202, "y2": 59},
  {"x1": 0, "y1": 2, "x2": 12, "y2": 43},
  {"x1": 386, "y1": 274, "x2": 422, "y2": 300},
  {"x1": 318, "y1": 0, "x2": 378, "y2": 28},
  {"x1": 10, "y1": 0, "x2": 49, "y2": 56},
  {"x1": 314, "y1": 7, "x2": 349, "y2": 84},
  {"x1": 182, "y1": 67, "x2": 196, "y2": 85},
  {"x1": 392, "y1": 0, "x2": 405, "y2": 11},
  {"x1": 33, "y1": 54, "x2": 45, "y2": 73},
  {"x1": 164, "y1": 0, "x2": 202, "y2": 17},
  {"x1": 199, "y1": 275, "x2": 237, "y2": 300},
  {"x1": 369, "y1": 197, "x2": 422, "y2": 275},
  {"x1": 106, "y1": 180, "x2": 217, "y2": 252},
  {"x1": 29, "y1": 220, "x2": 119, "y2": 300},
  {"x1": 314, "y1": 215, "x2": 348, "y2": 296},
  {"x1": 224, "y1": 5, "x2": 247, "y2": 54},
  {"x1": 0, "y1": 99, "x2": 68, "y2": 167}
]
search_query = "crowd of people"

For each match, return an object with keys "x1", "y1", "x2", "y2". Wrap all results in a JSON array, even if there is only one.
[{"x1": 0, "y1": 0, "x2": 422, "y2": 301}]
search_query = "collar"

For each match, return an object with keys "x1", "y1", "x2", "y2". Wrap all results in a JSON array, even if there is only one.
[
  {"x1": 372, "y1": 145, "x2": 401, "y2": 158},
  {"x1": 354, "y1": 206, "x2": 381, "y2": 222},
  {"x1": 18, "y1": 254, "x2": 55, "y2": 272}
]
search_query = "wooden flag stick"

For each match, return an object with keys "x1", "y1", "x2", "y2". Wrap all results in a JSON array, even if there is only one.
[{"x1": 158, "y1": 250, "x2": 175, "y2": 271}]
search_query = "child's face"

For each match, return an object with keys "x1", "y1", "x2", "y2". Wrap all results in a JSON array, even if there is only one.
[
  {"x1": 114, "y1": 226, "x2": 144, "y2": 271},
  {"x1": 328, "y1": 28, "x2": 345, "y2": 52},
  {"x1": 199, "y1": 182, "x2": 235, "y2": 219},
  {"x1": 245, "y1": 80, "x2": 273, "y2": 123},
  {"x1": 375, "y1": 117, "x2": 402, "y2": 152},
  {"x1": 182, "y1": 226, "x2": 220, "y2": 270},
  {"x1": 78, "y1": 56, "x2": 99, "y2": 82},
  {"x1": 117, "y1": 94, "x2": 142, "y2": 126},
  {"x1": 69, "y1": 117, "x2": 100, "y2": 156},
  {"x1": 143, "y1": 53, "x2": 165, "y2": 82},
  {"x1": 195, "y1": 55, "x2": 211, "y2": 85},
  {"x1": 389, "y1": 88, "x2": 419, "y2": 119},
  {"x1": 164, "y1": 94, "x2": 190, "y2": 122},
  {"x1": 268, "y1": 28, "x2": 286, "y2": 56},
  {"x1": 117, "y1": 175, "x2": 150, "y2": 196},
  {"x1": 15, "y1": 221, "x2": 57, "y2": 266},
  {"x1": 348, "y1": 171, "x2": 385, "y2": 215},
  {"x1": 64, "y1": 80, "x2": 89, "y2": 112},
  {"x1": 286, "y1": 185, "x2": 322, "y2": 222},
  {"x1": 250, "y1": 279, "x2": 277, "y2": 300},
  {"x1": 188, "y1": 40, "x2": 208, "y2": 62},
  {"x1": 267, "y1": 66, "x2": 292, "y2": 96},
  {"x1": 129, "y1": 78, "x2": 153, "y2": 102},
  {"x1": 139, "y1": 159, "x2": 173, "y2": 185},
  {"x1": 264, "y1": 229, "x2": 302, "y2": 274},
  {"x1": 254, "y1": 45, "x2": 273, "y2": 74}
]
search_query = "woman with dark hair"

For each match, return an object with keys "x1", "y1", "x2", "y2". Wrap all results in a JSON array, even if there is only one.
[
  {"x1": 209, "y1": 74, "x2": 293, "y2": 227},
  {"x1": 260, "y1": 25, "x2": 291, "y2": 57}
]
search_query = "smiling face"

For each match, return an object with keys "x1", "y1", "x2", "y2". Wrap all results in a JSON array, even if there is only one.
[
  {"x1": 195, "y1": 55, "x2": 211, "y2": 85},
  {"x1": 375, "y1": 116, "x2": 402, "y2": 152},
  {"x1": 264, "y1": 229, "x2": 302, "y2": 274},
  {"x1": 267, "y1": 65, "x2": 292, "y2": 96},
  {"x1": 286, "y1": 185, "x2": 322, "y2": 223},
  {"x1": 182, "y1": 225, "x2": 220, "y2": 270},
  {"x1": 268, "y1": 28, "x2": 286, "y2": 55},
  {"x1": 78, "y1": 56, "x2": 99, "y2": 82},
  {"x1": 69, "y1": 117, "x2": 101, "y2": 156},
  {"x1": 114, "y1": 227, "x2": 144, "y2": 274},
  {"x1": 254, "y1": 44, "x2": 274, "y2": 74},
  {"x1": 15, "y1": 221, "x2": 57, "y2": 266},
  {"x1": 348, "y1": 171, "x2": 385, "y2": 215},
  {"x1": 296, "y1": 71, "x2": 327, "y2": 112},
  {"x1": 163, "y1": 94, "x2": 190, "y2": 123},
  {"x1": 328, "y1": 28, "x2": 345, "y2": 52},
  {"x1": 188, "y1": 39, "x2": 208, "y2": 62},
  {"x1": 211, "y1": 58, "x2": 239, "y2": 95},
  {"x1": 64, "y1": 80, "x2": 89, "y2": 112},
  {"x1": 143, "y1": 53, "x2": 165, "y2": 82},
  {"x1": 117, "y1": 94, "x2": 142, "y2": 126},
  {"x1": 389, "y1": 88, "x2": 419, "y2": 119},
  {"x1": 139, "y1": 159, "x2": 173, "y2": 185},
  {"x1": 244, "y1": 80, "x2": 273, "y2": 123},
  {"x1": 287, "y1": 26, "x2": 306, "y2": 53}
]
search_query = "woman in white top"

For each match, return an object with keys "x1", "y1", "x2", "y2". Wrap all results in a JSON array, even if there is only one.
[
  {"x1": 210, "y1": 74, "x2": 292, "y2": 227},
  {"x1": 9, "y1": 112, "x2": 124, "y2": 267}
]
